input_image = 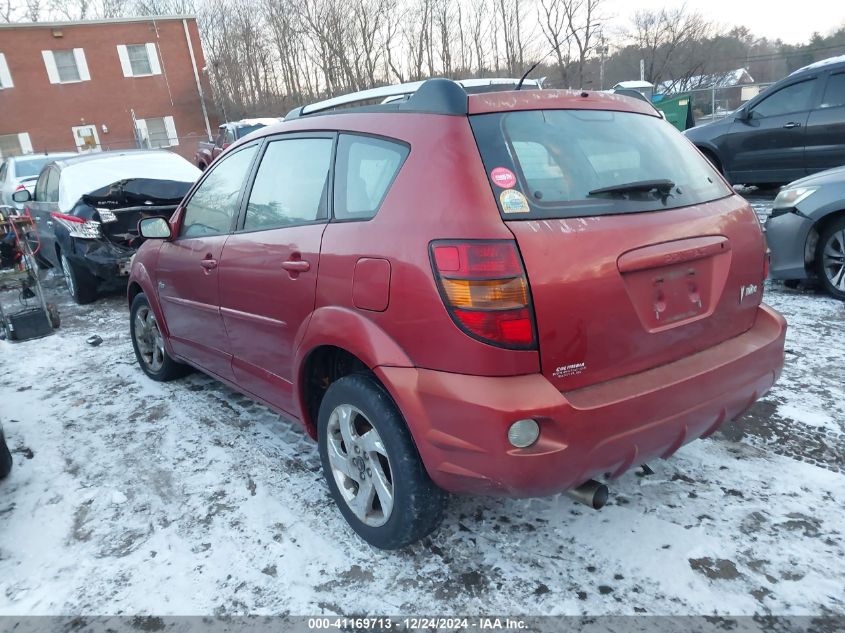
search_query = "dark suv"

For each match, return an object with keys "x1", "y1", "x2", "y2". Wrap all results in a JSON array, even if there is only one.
[
  {"x1": 129, "y1": 79, "x2": 786, "y2": 549},
  {"x1": 685, "y1": 56, "x2": 845, "y2": 185}
]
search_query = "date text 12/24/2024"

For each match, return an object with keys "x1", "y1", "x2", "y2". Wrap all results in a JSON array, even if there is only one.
[{"x1": 307, "y1": 617, "x2": 529, "y2": 630}]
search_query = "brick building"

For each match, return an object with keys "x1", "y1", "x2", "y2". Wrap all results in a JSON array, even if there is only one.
[{"x1": 0, "y1": 15, "x2": 216, "y2": 161}]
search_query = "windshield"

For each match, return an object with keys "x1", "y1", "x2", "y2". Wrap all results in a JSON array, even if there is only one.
[
  {"x1": 470, "y1": 109, "x2": 732, "y2": 219},
  {"x1": 236, "y1": 124, "x2": 266, "y2": 139},
  {"x1": 15, "y1": 157, "x2": 54, "y2": 178}
]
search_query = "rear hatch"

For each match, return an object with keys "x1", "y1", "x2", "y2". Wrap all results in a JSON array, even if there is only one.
[
  {"x1": 470, "y1": 107, "x2": 767, "y2": 391},
  {"x1": 79, "y1": 178, "x2": 190, "y2": 247}
]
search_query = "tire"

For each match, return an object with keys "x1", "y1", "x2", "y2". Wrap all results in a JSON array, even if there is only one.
[
  {"x1": 0, "y1": 430, "x2": 12, "y2": 480},
  {"x1": 130, "y1": 293, "x2": 190, "y2": 381},
  {"x1": 60, "y1": 251, "x2": 98, "y2": 304},
  {"x1": 318, "y1": 374, "x2": 446, "y2": 549},
  {"x1": 816, "y1": 216, "x2": 845, "y2": 300}
]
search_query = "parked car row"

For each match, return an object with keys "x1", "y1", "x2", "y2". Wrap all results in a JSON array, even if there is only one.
[
  {"x1": 10, "y1": 150, "x2": 200, "y2": 303},
  {"x1": 684, "y1": 55, "x2": 845, "y2": 186},
  {"x1": 194, "y1": 118, "x2": 280, "y2": 170}
]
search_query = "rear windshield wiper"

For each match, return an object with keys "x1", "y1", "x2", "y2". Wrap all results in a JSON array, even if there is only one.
[{"x1": 588, "y1": 179, "x2": 676, "y2": 197}]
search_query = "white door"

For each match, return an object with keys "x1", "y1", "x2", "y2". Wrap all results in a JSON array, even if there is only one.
[{"x1": 71, "y1": 125, "x2": 101, "y2": 152}]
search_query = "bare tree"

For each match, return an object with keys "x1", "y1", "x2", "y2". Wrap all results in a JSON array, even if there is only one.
[
  {"x1": 564, "y1": 0, "x2": 602, "y2": 88},
  {"x1": 631, "y1": 4, "x2": 715, "y2": 90},
  {"x1": 538, "y1": 0, "x2": 572, "y2": 86}
]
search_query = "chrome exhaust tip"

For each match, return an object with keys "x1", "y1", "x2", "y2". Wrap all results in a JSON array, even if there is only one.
[{"x1": 566, "y1": 479, "x2": 609, "y2": 510}]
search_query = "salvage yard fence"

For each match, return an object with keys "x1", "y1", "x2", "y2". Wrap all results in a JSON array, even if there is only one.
[{"x1": 677, "y1": 82, "x2": 775, "y2": 124}]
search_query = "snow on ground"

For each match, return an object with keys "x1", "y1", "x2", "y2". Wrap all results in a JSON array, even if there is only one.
[{"x1": 1, "y1": 197, "x2": 844, "y2": 617}]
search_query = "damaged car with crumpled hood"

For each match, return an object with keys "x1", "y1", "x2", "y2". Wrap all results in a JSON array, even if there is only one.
[{"x1": 13, "y1": 150, "x2": 200, "y2": 304}]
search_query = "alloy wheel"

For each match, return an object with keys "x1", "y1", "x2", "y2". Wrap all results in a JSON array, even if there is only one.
[
  {"x1": 133, "y1": 306, "x2": 165, "y2": 372},
  {"x1": 326, "y1": 403, "x2": 394, "y2": 527},
  {"x1": 822, "y1": 229, "x2": 845, "y2": 292}
]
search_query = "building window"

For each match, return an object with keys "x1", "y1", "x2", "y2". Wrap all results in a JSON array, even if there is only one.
[
  {"x1": 136, "y1": 116, "x2": 179, "y2": 148},
  {"x1": 41, "y1": 49, "x2": 90, "y2": 84},
  {"x1": 0, "y1": 53, "x2": 13, "y2": 89},
  {"x1": 127, "y1": 45, "x2": 152, "y2": 75},
  {"x1": 0, "y1": 133, "x2": 32, "y2": 159},
  {"x1": 117, "y1": 43, "x2": 162, "y2": 77},
  {"x1": 54, "y1": 50, "x2": 79, "y2": 82}
]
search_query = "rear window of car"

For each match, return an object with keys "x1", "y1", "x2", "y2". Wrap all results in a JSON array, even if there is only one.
[
  {"x1": 470, "y1": 109, "x2": 731, "y2": 219},
  {"x1": 14, "y1": 157, "x2": 52, "y2": 178},
  {"x1": 235, "y1": 124, "x2": 265, "y2": 139}
]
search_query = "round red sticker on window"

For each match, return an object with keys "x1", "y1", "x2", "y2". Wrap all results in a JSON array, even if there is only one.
[{"x1": 490, "y1": 167, "x2": 517, "y2": 188}]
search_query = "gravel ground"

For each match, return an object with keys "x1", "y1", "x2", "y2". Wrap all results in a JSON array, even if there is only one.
[{"x1": 0, "y1": 195, "x2": 843, "y2": 617}]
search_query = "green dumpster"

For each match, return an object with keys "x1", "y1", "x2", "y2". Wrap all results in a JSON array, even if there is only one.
[{"x1": 654, "y1": 94, "x2": 695, "y2": 131}]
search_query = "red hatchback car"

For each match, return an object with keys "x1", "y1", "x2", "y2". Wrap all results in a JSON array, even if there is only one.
[{"x1": 128, "y1": 79, "x2": 786, "y2": 549}]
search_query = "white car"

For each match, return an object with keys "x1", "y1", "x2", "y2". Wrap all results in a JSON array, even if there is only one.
[{"x1": 0, "y1": 153, "x2": 75, "y2": 214}]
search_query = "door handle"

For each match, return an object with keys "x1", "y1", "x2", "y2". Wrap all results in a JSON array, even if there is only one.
[
  {"x1": 783, "y1": 122, "x2": 802, "y2": 129},
  {"x1": 200, "y1": 258, "x2": 218, "y2": 270},
  {"x1": 282, "y1": 260, "x2": 310, "y2": 273}
]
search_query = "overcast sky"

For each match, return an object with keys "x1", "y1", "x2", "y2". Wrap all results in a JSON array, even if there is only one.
[{"x1": 605, "y1": 0, "x2": 845, "y2": 44}]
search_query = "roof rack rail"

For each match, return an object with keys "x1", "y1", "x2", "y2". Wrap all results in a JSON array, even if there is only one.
[{"x1": 285, "y1": 77, "x2": 541, "y2": 120}]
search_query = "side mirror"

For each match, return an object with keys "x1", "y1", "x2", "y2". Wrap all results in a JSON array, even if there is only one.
[
  {"x1": 138, "y1": 216, "x2": 172, "y2": 239},
  {"x1": 12, "y1": 189, "x2": 31, "y2": 203},
  {"x1": 737, "y1": 108, "x2": 752, "y2": 121}
]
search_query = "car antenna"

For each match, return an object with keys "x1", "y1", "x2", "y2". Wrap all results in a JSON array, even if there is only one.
[
  {"x1": 515, "y1": 60, "x2": 541, "y2": 91},
  {"x1": 515, "y1": 47, "x2": 556, "y2": 91}
]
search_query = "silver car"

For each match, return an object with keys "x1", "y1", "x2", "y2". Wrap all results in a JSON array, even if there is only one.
[
  {"x1": 0, "y1": 153, "x2": 75, "y2": 214},
  {"x1": 766, "y1": 165, "x2": 845, "y2": 300}
]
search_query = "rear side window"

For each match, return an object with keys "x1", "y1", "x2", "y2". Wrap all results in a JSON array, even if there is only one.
[
  {"x1": 471, "y1": 109, "x2": 731, "y2": 219},
  {"x1": 333, "y1": 134, "x2": 409, "y2": 221},
  {"x1": 243, "y1": 137, "x2": 333, "y2": 231},
  {"x1": 821, "y1": 73, "x2": 845, "y2": 109},
  {"x1": 45, "y1": 168, "x2": 60, "y2": 202},
  {"x1": 752, "y1": 79, "x2": 817, "y2": 118},
  {"x1": 181, "y1": 145, "x2": 257, "y2": 238}
]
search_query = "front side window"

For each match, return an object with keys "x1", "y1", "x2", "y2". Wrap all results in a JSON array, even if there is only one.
[
  {"x1": 471, "y1": 109, "x2": 732, "y2": 219},
  {"x1": 333, "y1": 134, "x2": 409, "y2": 221},
  {"x1": 53, "y1": 50, "x2": 80, "y2": 82},
  {"x1": 181, "y1": 145, "x2": 257, "y2": 238},
  {"x1": 244, "y1": 137, "x2": 333, "y2": 231},
  {"x1": 752, "y1": 79, "x2": 817, "y2": 118},
  {"x1": 821, "y1": 73, "x2": 845, "y2": 109},
  {"x1": 127, "y1": 44, "x2": 152, "y2": 76}
]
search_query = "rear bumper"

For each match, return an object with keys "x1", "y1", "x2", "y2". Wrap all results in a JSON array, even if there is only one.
[
  {"x1": 72, "y1": 239, "x2": 135, "y2": 288},
  {"x1": 377, "y1": 304, "x2": 786, "y2": 497}
]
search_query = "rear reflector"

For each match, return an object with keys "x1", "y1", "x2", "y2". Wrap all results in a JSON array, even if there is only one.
[{"x1": 430, "y1": 240, "x2": 537, "y2": 349}]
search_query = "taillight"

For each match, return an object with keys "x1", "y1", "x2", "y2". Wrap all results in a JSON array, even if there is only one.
[
  {"x1": 14, "y1": 184, "x2": 26, "y2": 192},
  {"x1": 50, "y1": 212, "x2": 102, "y2": 239},
  {"x1": 430, "y1": 240, "x2": 536, "y2": 349}
]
